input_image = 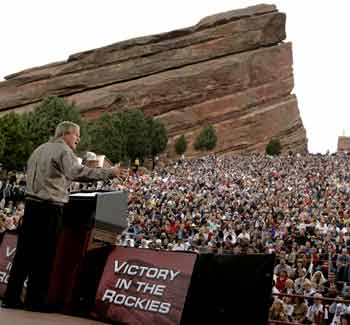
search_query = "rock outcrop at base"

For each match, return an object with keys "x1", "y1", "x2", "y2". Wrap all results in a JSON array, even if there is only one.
[{"x1": 0, "y1": 4, "x2": 307, "y2": 157}]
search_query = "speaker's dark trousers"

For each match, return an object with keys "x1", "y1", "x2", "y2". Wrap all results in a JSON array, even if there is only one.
[{"x1": 4, "y1": 197, "x2": 64, "y2": 310}]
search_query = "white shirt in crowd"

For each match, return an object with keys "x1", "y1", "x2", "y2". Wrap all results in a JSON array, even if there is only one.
[{"x1": 237, "y1": 231, "x2": 250, "y2": 241}]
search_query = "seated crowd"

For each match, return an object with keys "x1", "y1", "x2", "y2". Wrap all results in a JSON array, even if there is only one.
[
  {"x1": 3, "y1": 152, "x2": 350, "y2": 323},
  {"x1": 0, "y1": 175, "x2": 25, "y2": 233}
]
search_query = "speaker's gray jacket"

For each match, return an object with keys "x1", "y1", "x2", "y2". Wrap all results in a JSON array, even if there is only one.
[{"x1": 26, "y1": 138, "x2": 114, "y2": 204}]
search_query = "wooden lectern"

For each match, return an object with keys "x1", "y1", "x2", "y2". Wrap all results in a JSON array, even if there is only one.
[{"x1": 47, "y1": 190, "x2": 127, "y2": 313}]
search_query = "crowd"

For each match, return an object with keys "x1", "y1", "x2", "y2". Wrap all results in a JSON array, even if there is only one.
[
  {"x1": 4, "y1": 152, "x2": 350, "y2": 323},
  {"x1": 0, "y1": 175, "x2": 25, "y2": 233},
  {"x1": 116, "y1": 152, "x2": 350, "y2": 324}
]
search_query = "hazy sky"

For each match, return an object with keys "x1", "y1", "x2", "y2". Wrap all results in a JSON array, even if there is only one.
[{"x1": 1, "y1": 1, "x2": 348, "y2": 154}]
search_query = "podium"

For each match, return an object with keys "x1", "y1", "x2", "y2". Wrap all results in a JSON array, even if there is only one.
[{"x1": 47, "y1": 190, "x2": 127, "y2": 313}]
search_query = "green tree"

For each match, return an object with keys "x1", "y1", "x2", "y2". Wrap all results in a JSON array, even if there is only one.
[
  {"x1": 0, "y1": 112, "x2": 32, "y2": 170},
  {"x1": 175, "y1": 134, "x2": 187, "y2": 156},
  {"x1": 146, "y1": 117, "x2": 168, "y2": 168},
  {"x1": 266, "y1": 138, "x2": 282, "y2": 156},
  {"x1": 121, "y1": 109, "x2": 149, "y2": 162},
  {"x1": 27, "y1": 96, "x2": 83, "y2": 150},
  {"x1": 88, "y1": 112, "x2": 126, "y2": 163},
  {"x1": 0, "y1": 132, "x2": 5, "y2": 160},
  {"x1": 75, "y1": 119, "x2": 91, "y2": 154},
  {"x1": 193, "y1": 124, "x2": 217, "y2": 151}
]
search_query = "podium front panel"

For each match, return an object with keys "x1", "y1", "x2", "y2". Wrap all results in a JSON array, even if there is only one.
[
  {"x1": 68, "y1": 191, "x2": 128, "y2": 234},
  {"x1": 95, "y1": 191, "x2": 128, "y2": 234}
]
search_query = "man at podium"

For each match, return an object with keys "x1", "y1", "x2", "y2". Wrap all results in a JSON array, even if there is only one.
[{"x1": 3, "y1": 121, "x2": 127, "y2": 312}]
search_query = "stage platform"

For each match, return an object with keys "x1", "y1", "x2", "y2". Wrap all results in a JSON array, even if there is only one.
[{"x1": 0, "y1": 307, "x2": 108, "y2": 325}]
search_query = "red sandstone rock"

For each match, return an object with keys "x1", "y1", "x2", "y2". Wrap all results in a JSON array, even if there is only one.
[{"x1": 0, "y1": 4, "x2": 307, "y2": 157}]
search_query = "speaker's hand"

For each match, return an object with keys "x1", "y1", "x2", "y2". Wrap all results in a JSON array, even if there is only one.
[{"x1": 111, "y1": 164, "x2": 129, "y2": 180}]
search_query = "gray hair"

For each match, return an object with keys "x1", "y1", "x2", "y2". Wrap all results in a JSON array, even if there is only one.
[{"x1": 55, "y1": 121, "x2": 80, "y2": 138}]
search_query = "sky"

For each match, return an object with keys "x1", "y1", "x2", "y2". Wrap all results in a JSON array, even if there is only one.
[{"x1": 1, "y1": 1, "x2": 349, "y2": 154}]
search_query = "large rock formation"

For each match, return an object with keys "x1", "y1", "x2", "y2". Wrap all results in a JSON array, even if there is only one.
[{"x1": 0, "y1": 4, "x2": 307, "y2": 157}]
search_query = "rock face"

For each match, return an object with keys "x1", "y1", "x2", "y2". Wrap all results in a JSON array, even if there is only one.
[
  {"x1": 0, "y1": 4, "x2": 307, "y2": 157},
  {"x1": 337, "y1": 136, "x2": 350, "y2": 152}
]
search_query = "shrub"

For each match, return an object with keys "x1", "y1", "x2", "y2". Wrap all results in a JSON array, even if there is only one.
[{"x1": 266, "y1": 138, "x2": 282, "y2": 156}]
